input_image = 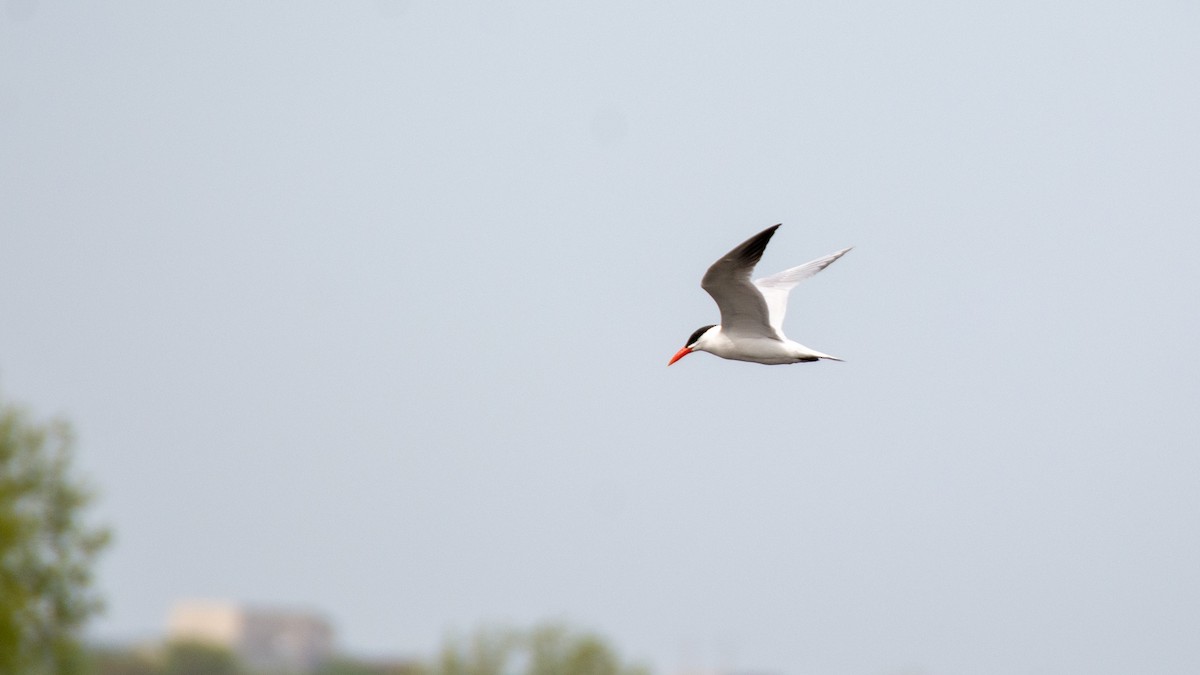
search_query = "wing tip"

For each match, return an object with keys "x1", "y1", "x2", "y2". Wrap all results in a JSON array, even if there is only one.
[{"x1": 733, "y1": 224, "x2": 781, "y2": 266}]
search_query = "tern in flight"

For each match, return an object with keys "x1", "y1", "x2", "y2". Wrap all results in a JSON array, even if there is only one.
[{"x1": 668, "y1": 224, "x2": 851, "y2": 366}]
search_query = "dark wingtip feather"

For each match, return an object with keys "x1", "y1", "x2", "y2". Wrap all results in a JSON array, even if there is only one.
[{"x1": 728, "y1": 223, "x2": 781, "y2": 268}]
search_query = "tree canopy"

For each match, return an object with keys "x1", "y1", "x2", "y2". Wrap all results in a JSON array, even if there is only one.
[
  {"x1": 0, "y1": 392, "x2": 111, "y2": 675},
  {"x1": 430, "y1": 622, "x2": 649, "y2": 675},
  {"x1": 85, "y1": 622, "x2": 649, "y2": 675}
]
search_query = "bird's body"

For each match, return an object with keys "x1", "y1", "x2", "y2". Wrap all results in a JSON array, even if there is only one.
[
  {"x1": 685, "y1": 325, "x2": 837, "y2": 365},
  {"x1": 669, "y1": 224, "x2": 851, "y2": 366}
]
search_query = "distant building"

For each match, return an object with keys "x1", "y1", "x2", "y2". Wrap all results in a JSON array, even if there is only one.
[{"x1": 167, "y1": 600, "x2": 334, "y2": 673}]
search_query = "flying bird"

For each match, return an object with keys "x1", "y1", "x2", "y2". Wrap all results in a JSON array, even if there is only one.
[{"x1": 668, "y1": 224, "x2": 851, "y2": 366}]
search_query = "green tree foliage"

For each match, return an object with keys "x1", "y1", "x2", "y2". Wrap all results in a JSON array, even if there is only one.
[
  {"x1": 83, "y1": 622, "x2": 645, "y2": 675},
  {"x1": 85, "y1": 645, "x2": 160, "y2": 675},
  {"x1": 0, "y1": 393, "x2": 112, "y2": 675},
  {"x1": 428, "y1": 622, "x2": 649, "y2": 675},
  {"x1": 85, "y1": 645, "x2": 428, "y2": 675},
  {"x1": 314, "y1": 656, "x2": 426, "y2": 675},
  {"x1": 161, "y1": 640, "x2": 243, "y2": 675}
]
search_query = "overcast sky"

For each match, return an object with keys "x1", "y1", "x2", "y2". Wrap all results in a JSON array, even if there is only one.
[{"x1": 3, "y1": 2, "x2": 1199, "y2": 674}]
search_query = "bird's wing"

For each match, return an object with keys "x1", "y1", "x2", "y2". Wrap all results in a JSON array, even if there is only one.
[
  {"x1": 701, "y1": 224, "x2": 780, "y2": 339},
  {"x1": 753, "y1": 247, "x2": 852, "y2": 334}
]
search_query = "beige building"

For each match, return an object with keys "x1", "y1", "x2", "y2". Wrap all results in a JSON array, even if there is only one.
[{"x1": 167, "y1": 600, "x2": 334, "y2": 673}]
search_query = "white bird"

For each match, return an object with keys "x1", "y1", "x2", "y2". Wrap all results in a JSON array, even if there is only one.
[{"x1": 668, "y1": 224, "x2": 851, "y2": 366}]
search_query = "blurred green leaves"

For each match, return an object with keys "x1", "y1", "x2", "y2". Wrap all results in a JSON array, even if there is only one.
[
  {"x1": 0, "y1": 391, "x2": 112, "y2": 675},
  {"x1": 84, "y1": 621, "x2": 649, "y2": 675},
  {"x1": 429, "y1": 622, "x2": 649, "y2": 675},
  {"x1": 162, "y1": 640, "x2": 244, "y2": 675}
]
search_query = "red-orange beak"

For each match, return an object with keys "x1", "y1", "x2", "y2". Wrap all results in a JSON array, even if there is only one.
[{"x1": 667, "y1": 346, "x2": 692, "y2": 366}]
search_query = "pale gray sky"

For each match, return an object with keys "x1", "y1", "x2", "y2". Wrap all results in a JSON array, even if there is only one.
[{"x1": 3, "y1": 2, "x2": 1199, "y2": 674}]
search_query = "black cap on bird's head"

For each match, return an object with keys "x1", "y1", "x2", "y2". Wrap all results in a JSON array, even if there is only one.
[
  {"x1": 685, "y1": 324, "x2": 716, "y2": 347},
  {"x1": 668, "y1": 324, "x2": 716, "y2": 365}
]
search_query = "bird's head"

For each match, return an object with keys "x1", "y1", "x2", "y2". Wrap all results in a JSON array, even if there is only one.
[{"x1": 668, "y1": 324, "x2": 717, "y2": 366}]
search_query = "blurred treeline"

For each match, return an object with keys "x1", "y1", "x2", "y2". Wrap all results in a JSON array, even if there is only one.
[
  {"x1": 85, "y1": 622, "x2": 651, "y2": 675},
  {"x1": 0, "y1": 393, "x2": 649, "y2": 675}
]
